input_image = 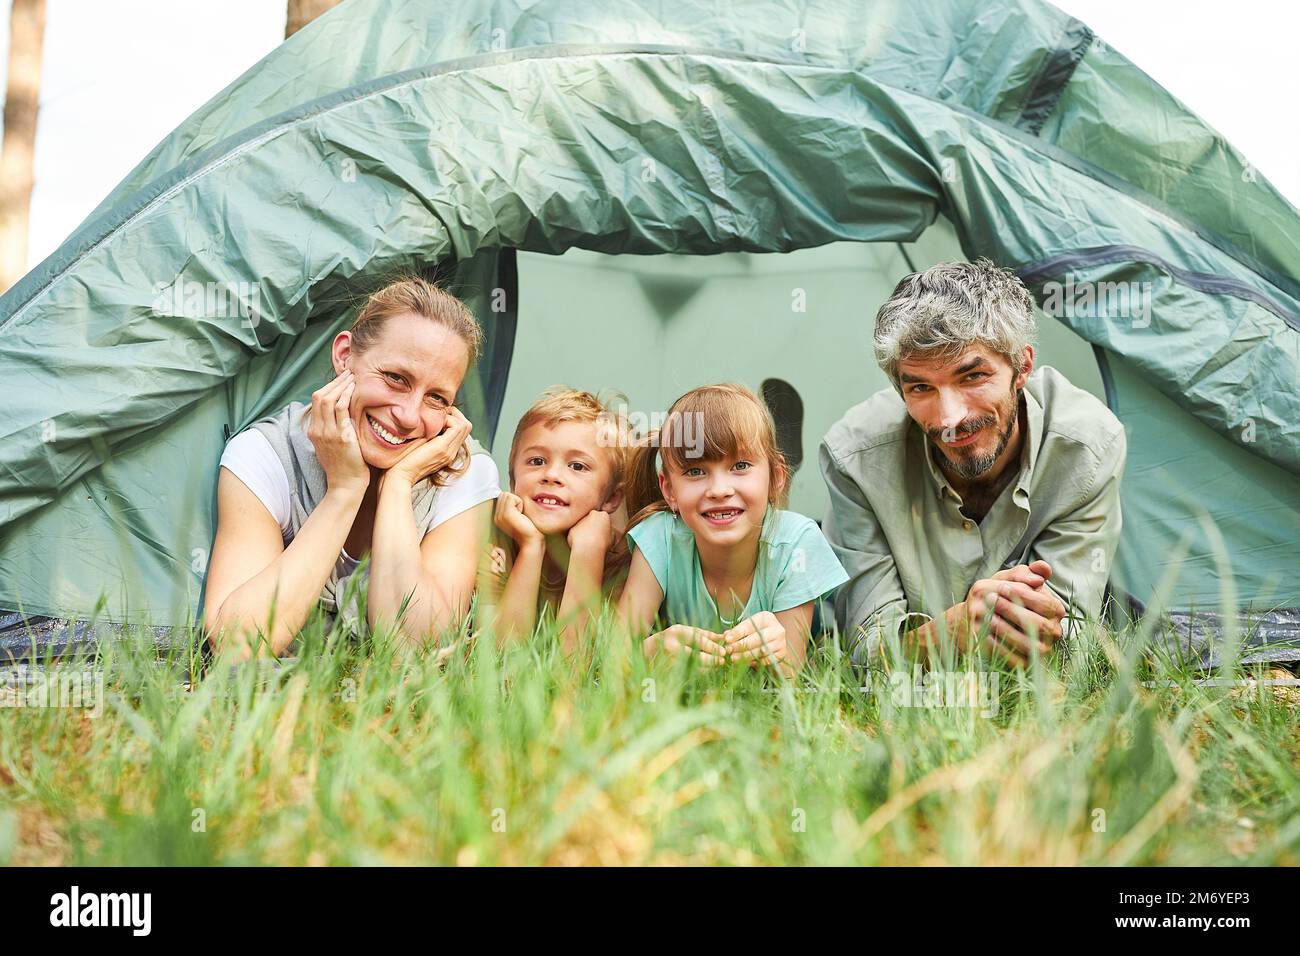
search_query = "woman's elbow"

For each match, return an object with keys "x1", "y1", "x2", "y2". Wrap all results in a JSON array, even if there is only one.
[{"x1": 203, "y1": 602, "x2": 285, "y2": 661}]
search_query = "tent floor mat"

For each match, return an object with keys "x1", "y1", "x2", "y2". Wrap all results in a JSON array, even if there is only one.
[
  {"x1": 0, "y1": 612, "x2": 188, "y2": 664},
  {"x1": 1159, "y1": 608, "x2": 1300, "y2": 668}
]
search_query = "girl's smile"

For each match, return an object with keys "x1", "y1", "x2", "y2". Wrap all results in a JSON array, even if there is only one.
[{"x1": 700, "y1": 506, "x2": 745, "y2": 526}]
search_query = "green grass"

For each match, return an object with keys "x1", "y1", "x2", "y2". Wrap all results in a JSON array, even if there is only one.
[{"x1": 0, "y1": 607, "x2": 1297, "y2": 866}]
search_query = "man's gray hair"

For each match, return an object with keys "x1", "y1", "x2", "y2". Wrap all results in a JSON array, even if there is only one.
[{"x1": 873, "y1": 258, "x2": 1036, "y2": 384}]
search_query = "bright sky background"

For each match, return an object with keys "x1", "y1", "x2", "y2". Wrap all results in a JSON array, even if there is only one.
[{"x1": 2, "y1": 0, "x2": 1297, "y2": 271}]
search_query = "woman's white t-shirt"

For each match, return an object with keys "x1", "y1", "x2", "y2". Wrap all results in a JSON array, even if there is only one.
[{"x1": 218, "y1": 429, "x2": 500, "y2": 571}]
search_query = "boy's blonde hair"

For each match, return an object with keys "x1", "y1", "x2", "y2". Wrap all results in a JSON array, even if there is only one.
[{"x1": 507, "y1": 387, "x2": 631, "y2": 499}]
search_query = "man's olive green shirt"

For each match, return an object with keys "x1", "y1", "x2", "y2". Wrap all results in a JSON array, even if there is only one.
[{"x1": 820, "y1": 366, "x2": 1127, "y2": 665}]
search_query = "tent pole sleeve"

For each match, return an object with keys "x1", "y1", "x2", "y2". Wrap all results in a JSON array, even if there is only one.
[
  {"x1": 484, "y1": 248, "x2": 519, "y2": 448},
  {"x1": 895, "y1": 243, "x2": 918, "y2": 275},
  {"x1": 1091, "y1": 343, "x2": 1119, "y2": 414}
]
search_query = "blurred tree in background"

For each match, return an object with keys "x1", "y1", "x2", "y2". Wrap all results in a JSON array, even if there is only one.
[
  {"x1": 286, "y1": 0, "x2": 343, "y2": 38},
  {"x1": 0, "y1": 0, "x2": 46, "y2": 292}
]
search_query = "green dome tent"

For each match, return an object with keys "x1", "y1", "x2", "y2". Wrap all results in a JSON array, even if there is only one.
[{"x1": 1, "y1": 0, "x2": 1297, "y2": 664}]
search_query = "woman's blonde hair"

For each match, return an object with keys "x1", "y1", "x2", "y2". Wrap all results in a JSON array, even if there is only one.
[
  {"x1": 624, "y1": 383, "x2": 788, "y2": 531},
  {"x1": 350, "y1": 275, "x2": 484, "y2": 365}
]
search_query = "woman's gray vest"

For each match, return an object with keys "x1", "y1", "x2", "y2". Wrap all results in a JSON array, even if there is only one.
[{"x1": 249, "y1": 401, "x2": 486, "y2": 633}]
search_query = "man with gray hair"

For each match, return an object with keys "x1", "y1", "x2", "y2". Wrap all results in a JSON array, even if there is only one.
[{"x1": 820, "y1": 259, "x2": 1126, "y2": 667}]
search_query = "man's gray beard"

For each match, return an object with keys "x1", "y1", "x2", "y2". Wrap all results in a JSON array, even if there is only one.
[{"x1": 934, "y1": 389, "x2": 1021, "y2": 480}]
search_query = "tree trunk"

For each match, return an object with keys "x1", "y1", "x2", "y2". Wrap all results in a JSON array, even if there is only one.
[
  {"x1": 286, "y1": 0, "x2": 344, "y2": 39},
  {"x1": 0, "y1": 0, "x2": 46, "y2": 292}
]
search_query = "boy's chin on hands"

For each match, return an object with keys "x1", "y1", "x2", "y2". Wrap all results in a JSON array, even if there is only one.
[
  {"x1": 522, "y1": 504, "x2": 574, "y2": 537},
  {"x1": 567, "y1": 508, "x2": 613, "y2": 553}
]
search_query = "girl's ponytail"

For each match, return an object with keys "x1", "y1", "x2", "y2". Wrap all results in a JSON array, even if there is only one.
[{"x1": 623, "y1": 430, "x2": 670, "y2": 532}]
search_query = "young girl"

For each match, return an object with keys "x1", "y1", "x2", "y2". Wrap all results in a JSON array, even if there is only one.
[
  {"x1": 618, "y1": 384, "x2": 848, "y2": 675},
  {"x1": 479, "y1": 388, "x2": 631, "y2": 653}
]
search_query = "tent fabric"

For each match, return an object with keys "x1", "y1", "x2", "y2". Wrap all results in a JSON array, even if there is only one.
[{"x1": 0, "y1": 0, "x2": 1296, "y2": 652}]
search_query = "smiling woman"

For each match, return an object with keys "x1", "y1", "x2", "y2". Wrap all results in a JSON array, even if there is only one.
[{"x1": 201, "y1": 277, "x2": 501, "y2": 659}]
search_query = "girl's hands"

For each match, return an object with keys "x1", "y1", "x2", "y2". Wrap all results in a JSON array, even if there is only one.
[
  {"x1": 495, "y1": 492, "x2": 542, "y2": 547},
  {"x1": 640, "y1": 613, "x2": 794, "y2": 674},
  {"x1": 643, "y1": 625, "x2": 727, "y2": 666},
  {"x1": 307, "y1": 370, "x2": 370, "y2": 494},
  {"x1": 722, "y1": 611, "x2": 794, "y2": 676},
  {"x1": 567, "y1": 507, "x2": 613, "y2": 555},
  {"x1": 387, "y1": 406, "x2": 473, "y2": 486}
]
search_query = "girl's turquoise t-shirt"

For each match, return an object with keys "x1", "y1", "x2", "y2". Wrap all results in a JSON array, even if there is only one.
[{"x1": 625, "y1": 508, "x2": 849, "y2": 631}]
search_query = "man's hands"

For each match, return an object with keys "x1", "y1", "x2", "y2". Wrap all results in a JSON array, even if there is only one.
[
  {"x1": 386, "y1": 406, "x2": 473, "y2": 487},
  {"x1": 958, "y1": 559, "x2": 1067, "y2": 667},
  {"x1": 307, "y1": 370, "x2": 370, "y2": 495},
  {"x1": 644, "y1": 611, "x2": 797, "y2": 677},
  {"x1": 494, "y1": 492, "x2": 542, "y2": 548}
]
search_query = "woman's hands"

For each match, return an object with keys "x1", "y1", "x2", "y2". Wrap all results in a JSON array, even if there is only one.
[
  {"x1": 387, "y1": 406, "x2": 473, "y2": 486},
  {"x1": 307, "y1": 370, "x2": 370, "y2": 495},
  {"x1": 306, "y1": 371, "x2": 473, "y2": 494},
  {"x1": 495, "y1": 492, "x2": 542, "y2": 548}
]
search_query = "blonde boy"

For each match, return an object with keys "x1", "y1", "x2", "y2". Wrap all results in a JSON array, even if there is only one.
[{"x1": 479, "y1": 388, "x2": 630, "y2": 651}]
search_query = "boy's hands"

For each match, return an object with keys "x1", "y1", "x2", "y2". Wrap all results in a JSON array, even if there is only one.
[
  {"x1": 643, "y1": 625, "x2": 727, "y2": 666},
  {"x1": 495, "y1": 497, "x2": 611, "y2": 553},
  {"x1": 495, "y1": 492, "x2": 542, "y2": 547},
  {"x1": 567, "y1": 507, "x2": 613, "y2": 555},
  {"x1": 386, "y1": 406, "x2": 473, "y2": 486},
  {"x1": 722, "y1": 611, "x2": 795, "y2": 676},
  {"x1": 307, "y1": 370, "x2": 370, "y2": 494}
]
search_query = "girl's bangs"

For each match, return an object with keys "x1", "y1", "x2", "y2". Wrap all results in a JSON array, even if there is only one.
[{"x1": 659, "y1": 392, "x2": 769, "y2": 472}]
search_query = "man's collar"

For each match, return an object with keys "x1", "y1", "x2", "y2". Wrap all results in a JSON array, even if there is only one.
[
  {"x1": 1011, "y1": 386, "x2": 1043, "y2": 507},
  {"x1": 921, "y1": 427, "x2": 956, "y2": 501}
]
